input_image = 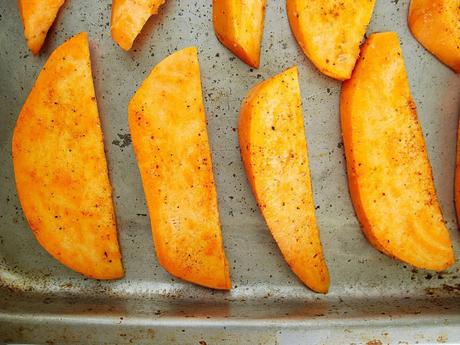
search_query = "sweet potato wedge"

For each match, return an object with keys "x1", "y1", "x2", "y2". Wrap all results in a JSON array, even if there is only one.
[
  {"x1": 18, "y1": 0, "x2": 65, "y2": 54},
  {"x1": 111, "y1": 0, "x2": 166, "y2": 51},
  {"x1": 213, "y1": 0, "x2": 266, "y2": 68},
  {"x1": 341, "y1": 32, "x2": 455, "y2": 271},
  {"x1": 12, "y1": 32, "x2": 123, "y2": 279},
  {"x1": 408, "y1": 0, "x2": 460, "y2": 73},
  {"x1": 129, "y1": 47, "x2": 231, "y2": 290},
  {"x1": 286, "y1": 0, "x2": 376, "y2": 80},
  {"x1": 239, "y1": 67, "x2": 330, "y2": 293}
]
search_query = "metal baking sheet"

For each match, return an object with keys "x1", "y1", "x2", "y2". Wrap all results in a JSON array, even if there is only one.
[{"x1": 1, "y1": 0, "x2": 460, "y2": 343}]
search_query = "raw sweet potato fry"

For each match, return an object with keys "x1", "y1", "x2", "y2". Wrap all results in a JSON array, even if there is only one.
[
  {"x1": 239, "y1": 66, "x2": 330, "y2": 293},
  {"x1": 286, "y1": 0, "x2": 376, "y2": 80},
  {"x1": 408, "y1": 0, "x2": 460, "y2": 73},
  {"x1": 111, "y1": 0, "x2": 166, "y2": 51},
  {"x1": 12, "y1": 32, "x2": 123, "y2": 279},
  {"x1": 18, "y1": 0, "x2": 66, "y2": 54},
  {"x1": 341, "y1": 32, "x2": 455, "y2": 271},
  {"x1": 129, "y1": 47, "x2": 231, "y2": 290},
  {"x1": 213, "y1": 0, "x2": 267, "y2": 68}
]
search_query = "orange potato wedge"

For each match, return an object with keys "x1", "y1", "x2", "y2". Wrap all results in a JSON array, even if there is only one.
[
  {"x1": 239, "y1": 66, "x2": 330, "y2": 293},
  {"x1": 111, "y1": 0, "x2": 166, "y2": 51},
  {"x1": 287, "y1": 0, "x2": 376, "y2": 80},
  {"x1": 408, "y1": 0, "x2": 460, "y2": 73},
  {"x1": 213, "y1": 0, "x2": 267, "y2": 68},
  {"x1": 129, "y1": 47, "x2": 231, "y2": 290},
  {"x1": 12, "y1": 33, "x2": 123, "y2": 279},
  {"x1": 341, "y1": 32, "x2": 455, "y2": 271},
  {"x1": 18, "y1": 0, "x2": 66, "y2": 54}
]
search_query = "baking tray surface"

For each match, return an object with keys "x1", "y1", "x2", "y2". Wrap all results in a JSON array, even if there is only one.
[{"x1": 1, "y1": 0, "x2": 460, "y2": 343}]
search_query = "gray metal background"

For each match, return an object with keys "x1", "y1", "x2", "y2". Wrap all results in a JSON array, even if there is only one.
[{"x1": 1, "y1": 0, "x2": 460, "y2": 344}]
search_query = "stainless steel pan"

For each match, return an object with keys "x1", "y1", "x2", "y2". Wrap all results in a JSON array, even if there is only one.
[{"x1": 1, "y1": 0, "x2": 460, "y2": 343}]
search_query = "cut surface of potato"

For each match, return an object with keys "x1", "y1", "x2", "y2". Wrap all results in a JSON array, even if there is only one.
[
  {"x1": 239, "y1": 67, "x2": 330, "y2": 293},
  {"x1": 213, "y1": 0, "x2": 266, "y2": 68},
  {"x1": 18, "y1": 0, "x2": 65, "y2": 54},
  {"x1": 129, "y1": 47, "x2": 231, "y2": 290},
  {"x1": 287, "y1": 0, "x2": 376, "y2": 80},
  {"x1": 341, "y1": 32, "x2": 455, "y2": 271},
  {"x1": 12, "y1": 32, "x2": 123, "y2": 279},
  {"x1": 111, "y1": 0, "x2": 166, "y2": 51},
  {"x1": 408, "y1": 0, "x2": 460, "y2": 73}
]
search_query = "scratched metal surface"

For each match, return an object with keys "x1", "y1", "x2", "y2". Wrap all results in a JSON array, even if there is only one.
[{"x1": 1, "y1": 0, "x2": 460, "y2": 344}]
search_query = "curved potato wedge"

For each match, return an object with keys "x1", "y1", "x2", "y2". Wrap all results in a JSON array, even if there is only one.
[
  {"x1": 129, "y1": 47, "x2": 231, "y2": 290},
  {"x1": 12, "y1": 32, "x2": 123, "y2": 279},
  {"x1": 287, "y1": 0, "x2": 376, "y2": 80},
  {"x1": 408, "y1": 0, "x2": 460, "y2": 73},
  {"x1": 341, "y1": 32, "x2": 455, "y2": 271},
  {"x1": 18, "y1": 0, "x2": 65, "y2": 54},
  {"x1": 111, "y1": 0, "x2": 166, "y2": 51},
  {"x1": 239, "y1": 67, "x2": 330, "y2": 293},
  {"x1": 213, "y1": 0, "x2": 266, "y2": 68}
]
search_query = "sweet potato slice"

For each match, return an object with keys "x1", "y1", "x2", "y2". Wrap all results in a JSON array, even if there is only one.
[
  {"x1": 129, "y1": 47, "x2": 231, "y2": 290},
  {"x1": 286, "y1": 0, "x2": 376, "y2": 80},
  {"x1": 341, "y1": 32, "x2": 455, "y2": 271},
  {"x1": 213, "y1": 0, "x2": 267, "y2": 68},
  {"x1": 18, "y1": 0, "x2": 65, "y2": 54},
  {"x1": 408, "y1": 0, "x2": 460, "y2": 73},
  {"x1": 239, "y1": 67, "x2": 330, "y2": 293},
  {"x1": 12, "y1": 33, "x2": 123, "y2": 279},
  {"x1": 111, "y1": 0, "x2": 166, "y2": 51}
]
